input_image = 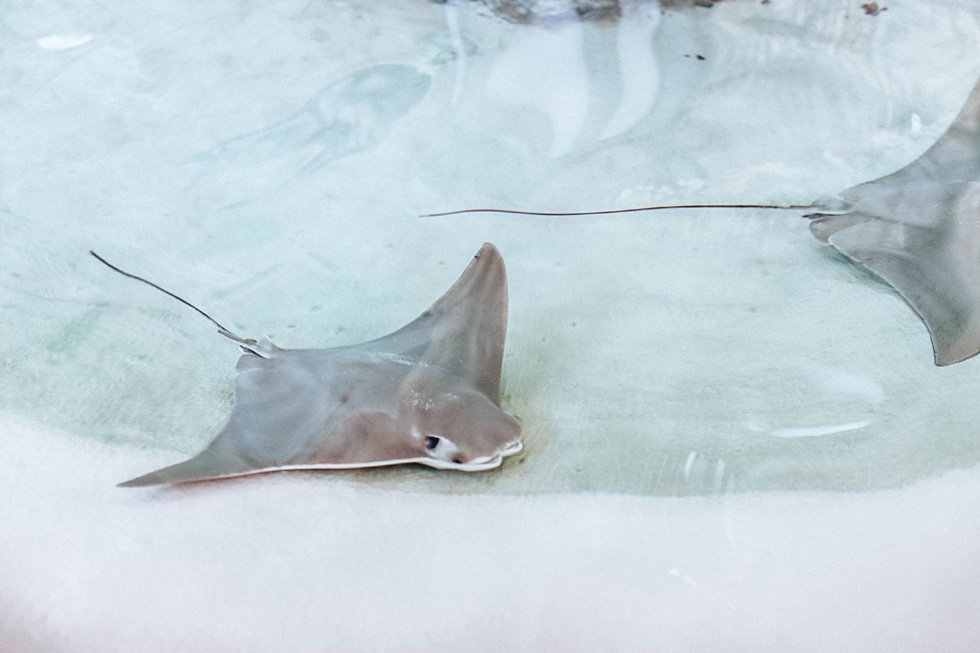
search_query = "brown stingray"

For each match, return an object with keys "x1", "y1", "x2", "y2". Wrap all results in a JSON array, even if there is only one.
[
  {"x1": 806, "y1": 77, "x2": 980, "y2": 365},
  {"x1": 93, "y1": 244, "x2": 522, "y2": 487}
]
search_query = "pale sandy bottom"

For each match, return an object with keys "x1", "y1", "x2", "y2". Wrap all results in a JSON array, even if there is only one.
[
  {"x1": 2, "y1": 416, "x2": 978, "y2": 652},
  {"x1": 4, "y1": 1, "x2": 980, "y2": 648}
]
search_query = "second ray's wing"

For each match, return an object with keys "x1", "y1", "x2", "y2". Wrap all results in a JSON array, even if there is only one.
[{"x1": 809, "y1": 77, "x2": 980, "y2": 365}]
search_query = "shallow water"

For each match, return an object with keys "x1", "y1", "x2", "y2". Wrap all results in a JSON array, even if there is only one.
[
  {"x1": 5, "y1": 1, "x2": 980, "y2": 649},
  {"x1": 3, "y1": 0, "x2": 980, "y2": 497}
]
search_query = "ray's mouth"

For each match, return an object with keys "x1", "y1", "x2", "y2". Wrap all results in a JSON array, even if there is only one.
[
  {"x1": 454, "y1": 453, "x2": 503, "y2": 471},
  {"x1": 454, "y1": 439, "x2": 523, "y2": 471},
  {"x1": 422, "y1": 438, "x2": 523, "y2": 472}
]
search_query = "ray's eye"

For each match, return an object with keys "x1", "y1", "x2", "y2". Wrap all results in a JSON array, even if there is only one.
[
  {"x1": 424, "y1": 436, "x2": 440, "y2": 451},
  {"x1": 451, "y1": 457, "x2": 463, "y2": 464}
]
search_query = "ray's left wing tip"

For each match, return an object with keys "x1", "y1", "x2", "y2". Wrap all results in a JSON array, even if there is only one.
[{"x1": 117, "y1": 471, "x2": 166, "y2": 488}]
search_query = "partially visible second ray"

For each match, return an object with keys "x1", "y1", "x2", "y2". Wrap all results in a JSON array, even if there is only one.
[
  {"x1": 806, "y1": 77, "x2": 980, "y2": 365},
  {"x1": 426, "y1": 77, "x2": 980, "y2": 366}
]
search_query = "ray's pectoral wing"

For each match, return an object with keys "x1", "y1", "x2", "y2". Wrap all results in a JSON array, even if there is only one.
[
  {"x1": 118, "y1": 346, "x2": 410, "y2": 487},
  {"x1": 813, "y1": 184, "x2": 980, "y2": 365},
  {"x1": 368, "y1": 242, "x2": 509, "y2": 400},
  {"x1": 809, "y1": 77, "x2": 980, "y2": 365},
  {"x1": 840, "y1": 76, "x2": 980, "y2": 211},
  {"x1": 116, "y1": 242, "x2": 515, "y2": 487}
]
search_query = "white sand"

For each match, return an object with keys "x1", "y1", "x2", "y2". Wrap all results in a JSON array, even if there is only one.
[{"x1": 2, "y1": 416, "x2": 979, "y2": 651}]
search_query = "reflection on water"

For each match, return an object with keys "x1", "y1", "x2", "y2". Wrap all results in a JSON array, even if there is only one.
[
  {"x1": 185, "y1": 64, "x2": 431, "y2": 205},
  {"x1": 2, "y1": 0, "x2": 980, "y2": 496},
  {"x1": 482, "y1": 2, "x2": 660, "y2": 156}
]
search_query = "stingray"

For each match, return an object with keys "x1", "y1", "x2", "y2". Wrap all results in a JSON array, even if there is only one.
[
  {"x1": 92, "y1": 244, "x2": 522, "y2": 487},
  {"x1": 426, "y1": 76, "x2": 980, "y2": 366},
  {"x1": 804, "y1": 77, "x2": 980, "y2": 366}
]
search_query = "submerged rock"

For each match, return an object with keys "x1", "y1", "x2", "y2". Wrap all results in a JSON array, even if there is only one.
[
  {"x1": 431, "y1": 0, "x2": 626, "y2": 24},
  {"x1": 430, "y1": 0, "x2": 732, "y2": 24}
]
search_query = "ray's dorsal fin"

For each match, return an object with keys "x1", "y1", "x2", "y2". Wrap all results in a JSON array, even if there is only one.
[{"x1": 90, "y1": 251, "x2": 258, "y2": 350}]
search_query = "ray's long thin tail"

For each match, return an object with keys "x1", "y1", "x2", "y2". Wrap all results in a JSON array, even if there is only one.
[
  {"x1": 422, "y1": 202, "x2": 813, "y2": 218},
  {"x1": 90, "y1": 251, "x2": 256, "y2": 347}
]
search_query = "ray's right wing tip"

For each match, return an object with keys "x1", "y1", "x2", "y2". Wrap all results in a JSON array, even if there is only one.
[
  {"x1": 475, "y1": 241, "x2": 502, "y2": 262},
  {"x1": 931, "y1": 340, "x2": 980, "y2": 367}
]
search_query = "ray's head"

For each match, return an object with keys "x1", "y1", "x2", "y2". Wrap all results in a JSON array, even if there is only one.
[{"x1": 401, "y1": 385, "x2": 523, "y2": 471}]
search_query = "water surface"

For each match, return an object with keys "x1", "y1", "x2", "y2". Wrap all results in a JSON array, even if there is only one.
[{"x1": 3, "y1": 0, "x2": 980, "y2": 495}]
